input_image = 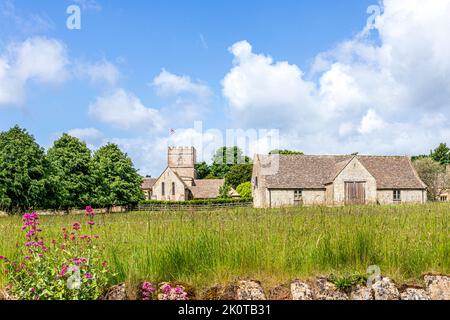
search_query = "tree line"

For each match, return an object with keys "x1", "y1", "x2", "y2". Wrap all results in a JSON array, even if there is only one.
[{"x1": 0, "y1": 126, "x2": 143, "y2": 214}]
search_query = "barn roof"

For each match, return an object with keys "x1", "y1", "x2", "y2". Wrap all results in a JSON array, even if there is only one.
[
  {"x1": 357, "y1": 156, "x2": 427, "y2": 189},
  {"x1": 258, "y1": 155, "x2": 426, "y2": 190}
]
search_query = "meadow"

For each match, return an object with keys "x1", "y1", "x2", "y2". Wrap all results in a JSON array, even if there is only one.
[{"x1": 0, "y1": 204, "x2": 448, "y2": 293}]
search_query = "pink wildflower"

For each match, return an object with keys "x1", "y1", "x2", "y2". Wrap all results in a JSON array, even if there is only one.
[
  {"x1": 84, "y1": 272, "x2": 93, "y2": 279},
  {"x1": 58, "y1": 267, "x2": 68, "y2": 277},
  {"x1": 162, "y1": 284, "x2": 172, "y2": 294},
  {"x1": 72, "y1": 223, "x2": 81, "y2": 231}
]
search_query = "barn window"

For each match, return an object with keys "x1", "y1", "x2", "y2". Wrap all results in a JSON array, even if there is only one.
[
  {"x1": 162, "y1": 182, "x2": 165, "y2": 196},
  {"x1": 255, "y1": 177, "x2": 258, "y2": 188},
  {"x1": 294, "y1": 190, "x2": 303, "y2": 205},
  {"x1": 172, "y1": 182, "x2": 176, "y2": 196},
  {"x1": 393, "y1": 190, "x2": 401, "y2": 202},
  {"x1": 441, "y1": 195, "x2": 448, "y2": 202}
]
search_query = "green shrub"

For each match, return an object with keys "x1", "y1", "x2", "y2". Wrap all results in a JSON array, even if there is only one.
[
  {"x1": 328, "y1": 273, "x2": 368, "y2": 293},
  {"x1": 139, "y1": 198, "x2": 252, "y2": 206},
  {"x1": 236, "y1": 182, "x2": 252, "y2": 199}
]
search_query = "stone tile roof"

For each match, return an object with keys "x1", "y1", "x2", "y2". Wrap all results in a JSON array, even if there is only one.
[
  {"x1": 141, "y1": 178, "x2": 157, "y2": 190},
  {"x1": 190, "y1": 179, "x2": 226, "y2": 199},
  {"x1": 357, "y1": 156, "x2": 427, "y2": 189},
  {"x1": 260, "y1": 155, "x2": 426, "y2": 190}
]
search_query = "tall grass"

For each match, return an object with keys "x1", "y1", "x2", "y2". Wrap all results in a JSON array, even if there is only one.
[{"x1": 0, "y1": 204, "x2": 448, "y2": 290}]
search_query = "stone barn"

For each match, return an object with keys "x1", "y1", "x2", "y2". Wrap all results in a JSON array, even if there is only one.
[{"x1": 252, "y1": 154, "x2": 427, "y2": 208}]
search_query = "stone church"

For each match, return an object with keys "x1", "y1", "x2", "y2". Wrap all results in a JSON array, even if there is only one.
[{"x1": 141, "y1": 147, "x2": 237, "y2": 201}]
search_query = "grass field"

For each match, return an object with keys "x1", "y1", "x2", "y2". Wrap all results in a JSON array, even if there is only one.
[{"x1": 0, "y1": 204, "x2": 449, "y2": 292}]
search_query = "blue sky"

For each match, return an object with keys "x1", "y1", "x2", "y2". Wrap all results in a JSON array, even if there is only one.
[{"x1": 1, "y1": 0, "x2": 449, "y2": 176}]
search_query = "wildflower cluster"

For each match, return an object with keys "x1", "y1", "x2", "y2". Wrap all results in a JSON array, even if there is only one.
[
  {"x1": 158, "y1": 283, "x2": 189, "y2": 301},
  {"x1": 0, "y1": 207, "x2": 110, "y2": 300},
  {"x1": 141, "y1": 282, "x2": 156, "y2": 300}
]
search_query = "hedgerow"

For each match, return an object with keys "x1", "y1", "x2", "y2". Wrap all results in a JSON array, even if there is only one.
[{"x1": 139, "y1": 198, "x2": 252, "y2": 206}]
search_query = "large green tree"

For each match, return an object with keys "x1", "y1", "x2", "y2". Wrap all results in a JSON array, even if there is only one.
[
  {"x1": 195, "y1": 161, "x2": 211, "y2": 179},
  {"x1": 431, "y1": 143, "x2": 450, "y2": 165},
  {"x1": 207, "y1": 147, "x2": 251, "y2": 179},
  {"x1": 212, "y1": 146, "x2": 250, "y2": 165},
  {"x1": 91, "y1": 143, "x2": 144, "y2": 209},
  {"x1": 0, "y1": 126, "x2": 49, "y2": 213},
  {"x1": 225, "y1": 164, "x2": 253, "y2": 189},
  {"x1": 413, "y1": 157, "x2": 448, "y2": 201},
  {"x1": 46, "y1": 134, "x2": 94, "y2": 210}
]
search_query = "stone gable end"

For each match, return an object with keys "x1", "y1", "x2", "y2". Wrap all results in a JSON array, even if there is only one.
[
  {"x1": 153, "y1": 167, "x2": 188, "y2": 201},
  {"x1": 333, "y1": 158, "x2": 377, "y2": 205}
]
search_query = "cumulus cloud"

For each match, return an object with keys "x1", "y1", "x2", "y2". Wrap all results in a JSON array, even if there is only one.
[
  {"x1": 88, "y1": 88, "x2": 164, "y2": 131},
  {"x1": 152, "y1": 69, "x2": 212, "y2": 98},
  {"x1": 150, "y1": 69, "x2": 213, "y2": 127},
  {"x1": 0, "y1": 37, "x2": 69, "y2": 106},
  {"x1": 67, "y1": 127, "x2": 103, "y2": 142},
  {"x1": 358, "y1": 109, "x2": 386, "y2": 135},
  {"x1": 222, "y1": 0, "x2": 450, "y2": 155},
  {"x1": 223, "y1": 40, "x2": 316, "y2": 129},
  {"x1": 75, "y1": 59, "x2": 120, "y2": 86}
]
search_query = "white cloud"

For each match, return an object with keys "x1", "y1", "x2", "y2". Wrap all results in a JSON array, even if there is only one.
[
  {"x1": 67, "y1": 127, "x2": 103, "y2": 142},
  {"x1": 358, "y1": 109, "x2": 386, "y2": 135},
  {"x1": 75, "y1": 59, "x2": 120, "y2": 86},
  {"x1": 223, "y1": 40, "x2": 317, "y2": 129},
  {"x1": 10, "y1": 37, "x2": 69, "y2": 83},
  {"x1": 222, "y1": 0, "x2": 450, "y2": 155},
  {"x1": 88, "y1": 88, "x2": 164, "y2": 131},
  {"x1": 149, "y1": 69, "x2": 213, "y2": 128},
  {"x1": 0, "y1": 37, "x2": 69, "y2": 106},
  {"x1": 152, "y1": 69, "x2": 211, "y2": 98}
]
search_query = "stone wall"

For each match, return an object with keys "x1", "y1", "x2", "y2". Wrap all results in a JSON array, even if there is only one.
[
  {"x1": 252, "y1": 157, "x2": 268, "y2": 208},
  {"x1": 325, "y1": 184, "x2": 334, "y2": 206},
  {"x1": 269, "y1": 189, "x2": 326, "y2": 207},
  {"x1": 377, "y1": 189, "x2": 426, "y2": 205},
  {"x1": 333, "y1": 158, "x2": 377, "y2": 205},
  {"x1": 95, "y1": 274, "x2": 449, "y2": 301}
]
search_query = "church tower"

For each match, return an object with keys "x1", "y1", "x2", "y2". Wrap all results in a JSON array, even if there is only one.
[{"x1": 168, "y1": 147, "x2": 197, "y2": 185}]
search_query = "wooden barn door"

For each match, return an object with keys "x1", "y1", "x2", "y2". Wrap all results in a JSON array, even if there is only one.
[{"x1": 345, "y1": 182, "x2": 366, "y2": 205}]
